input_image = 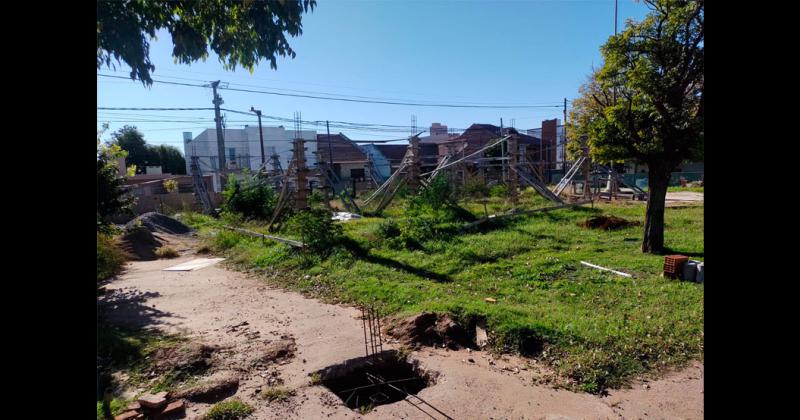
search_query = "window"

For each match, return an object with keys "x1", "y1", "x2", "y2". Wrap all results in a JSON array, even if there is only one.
[
  {"x1": 227, "y1": 148, "x2": 236, "y2": 162},
  {"x1": 350, "y1": 168, "x2": 365, "y2": 181}
]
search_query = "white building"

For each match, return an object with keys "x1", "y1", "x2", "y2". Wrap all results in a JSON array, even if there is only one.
[{"x1": 183, "y1": 126, "x2": 317, "y2": 175}]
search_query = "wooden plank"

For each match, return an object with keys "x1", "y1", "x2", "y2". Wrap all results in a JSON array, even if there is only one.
[{"x1": 462, "y1": 200, "x2": 591, "y2": 229}]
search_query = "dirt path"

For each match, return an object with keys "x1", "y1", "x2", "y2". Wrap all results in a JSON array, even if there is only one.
[
  {"x1": 102, "y1": 252, "x2": 703, "y2": 420},
  {"x1": 665, "y1": 192, "x2": 704, "y2": 207}
]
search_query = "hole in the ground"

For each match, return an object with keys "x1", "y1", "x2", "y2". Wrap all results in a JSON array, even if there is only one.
[{"x1": 316, "y1": 350, "x2": 436, "y2": 411}]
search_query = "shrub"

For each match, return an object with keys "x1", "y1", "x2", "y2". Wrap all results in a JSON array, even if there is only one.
[
  {"x1": 204, "y1": 399, "x2": 254, "y2": 420},
  {"x1": 462, "y1": 175, "x2": 489, "y2": 198},
  {"x1": 286, "y1": 208, "x2": 343, "y2": 253},
  {"x1": 155, "y1": 246, "x2": 179, "y2": 259},
  {"x1": 222, "y1": 171, "x2": 277, "y2": 220},
  {"x1": 489, "y1": 184, "x2": 509, "y2": 197},
  {"x1": 97, "y1": 233, "x2": 128, "y2": 282},
  {"x1": 308, "y1": 190, "x2": 327, "y2": 208},
  {"x1": 376, "y1": 219, "x2": 401, "y2": 240}
]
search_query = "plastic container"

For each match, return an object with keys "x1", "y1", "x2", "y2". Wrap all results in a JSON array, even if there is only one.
[
  {"x1": 682, "y1": 260, "x2": 697, "y2": 282},
  {"x1": 695, "y1": 262, "x2": 704, "y2": 283}
]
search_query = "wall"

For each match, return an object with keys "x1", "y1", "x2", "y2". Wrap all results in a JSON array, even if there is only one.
[{"x1": 132, "y1": 191, "x2": 223, "y2": 215}]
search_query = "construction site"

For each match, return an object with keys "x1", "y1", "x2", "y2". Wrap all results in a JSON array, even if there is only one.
[{"x1": 97, "y1": 1, "x2": 703, "y2": 419}]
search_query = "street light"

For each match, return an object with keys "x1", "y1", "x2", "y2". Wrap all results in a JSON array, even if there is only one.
[{"x1": 250, "y1": 106, "x2": 265, "y2": 168}]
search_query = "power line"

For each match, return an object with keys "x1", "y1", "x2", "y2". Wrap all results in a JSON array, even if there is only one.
[{"x1": 97, "y1": 74, "x2": 564, "y2": 109}]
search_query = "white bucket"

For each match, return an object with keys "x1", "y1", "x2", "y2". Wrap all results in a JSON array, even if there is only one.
[{"x1": 695, "y1": 262, "x2": 704, "y2": 283}]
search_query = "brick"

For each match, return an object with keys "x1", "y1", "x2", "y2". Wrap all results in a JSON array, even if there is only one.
[
  {"x1": 114, "y1": 410, "x2": 142, "y2": 420},
  {"x1": 154, "y1": 399, "x2": 186, "y2": 419},
  {"x1": 138, "y1": 391, "x2": 169, "y2": 409},
  {"x1": 126, "y1": 401, "x2": 141, "y2": 411}
]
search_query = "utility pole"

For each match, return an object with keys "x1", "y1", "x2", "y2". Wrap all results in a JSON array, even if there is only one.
[
  {"x1": 250, "y1": 107, "x2": 265, "y2": 168},
  {"x1": 563, "y1": 97, "x2": 568, "y2": 173},
  {"x1": 326, "y1": 120, "x2": 333, "y2": 173},
  {"x1": 508, "y1": 134, "x2": 519, "y2": 208},
  {"x1": 211, "y1": 81, "x2": 226, "y2": 174},
  {"x1": 500, "y1": 118, "x2": 505, "y2": 182},
  {"x1": 615, "y1": 0, "x2": 618, "y2": 35}
]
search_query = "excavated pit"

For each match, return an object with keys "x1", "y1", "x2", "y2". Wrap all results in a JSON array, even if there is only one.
[{"x1": 316, "y1": 350, "x2": 437, "y2": 410}]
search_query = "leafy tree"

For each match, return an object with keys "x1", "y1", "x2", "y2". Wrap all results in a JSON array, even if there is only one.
[
  {"x1": 111, "y1": 126, "x2": 149, "y2": 172},
  {"x1": 97, "y1": 0, "x2": 317, "y2": 85},
  {"x1": 97, "y1": 134, "x2": 135, "y2": 232},
  {"x1": 569, "y1": 0, "x2": 703, "y2": 253},
  {"x1": 110, "y1": 126, "x2": 186, "y2": 174}
]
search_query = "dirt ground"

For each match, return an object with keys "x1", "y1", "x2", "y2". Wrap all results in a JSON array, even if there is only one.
[
  {"x1": 665, "y1": 192, "x2": 704, "y2": 207},
  {"x1": 101, "y1": 243, "x2": 703, "y2": 420}
]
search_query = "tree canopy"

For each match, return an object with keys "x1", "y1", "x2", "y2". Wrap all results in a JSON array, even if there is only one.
[
  {"x1": 110, "y1": 126, "x2": 187, "y2": 174},
  {"x1": 568, "y1": 0, "x2": 703, "y2": 253},
  {"x1": 97, "y1": 0, "x2": 317, "y2": 85}
]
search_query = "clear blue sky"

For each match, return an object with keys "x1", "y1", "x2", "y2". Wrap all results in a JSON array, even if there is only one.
[{"x1": 97, "y1": 0, "x2": 650, "y2": 149}]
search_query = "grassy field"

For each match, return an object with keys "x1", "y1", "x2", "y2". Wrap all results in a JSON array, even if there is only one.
[
  {"x1": 667, "y1": 186, "x2": 704, "y2": 193},
  {"x1": 183, "y1": 189, "x2": 703, "y2": 393}
]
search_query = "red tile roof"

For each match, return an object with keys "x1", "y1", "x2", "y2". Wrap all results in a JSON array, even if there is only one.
[{"x1": 316, "y1": 133, "x2": 368, "y2": 164}]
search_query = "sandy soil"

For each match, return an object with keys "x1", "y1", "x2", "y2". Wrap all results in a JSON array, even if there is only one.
[{"x1": 101, "y1": 247, "x2": 703, "y2": 420}]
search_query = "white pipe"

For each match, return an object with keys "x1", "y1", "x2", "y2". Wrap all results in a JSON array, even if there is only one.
[{"x1": 580, "y1": 261, "x2": 632, "y2": 277}]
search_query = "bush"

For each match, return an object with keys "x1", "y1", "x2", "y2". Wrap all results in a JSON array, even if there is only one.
[
  {"x1": 286, "y1": 208, "x2": 343, "y2": 253},
  {"x1": 489, "y1": 184, "x2": 509, "y2": 197},
  {"x1": 376, "y1": 219, "x2": 401, "y2": 239},
  {"x1": 204, "y1": 399, "x2": 254, "y2": 420},
  {"x1": 222, "y1": 171, "x2": 277, "y2": 220},
  {"x1": 97, "y1": 233, "x2": 128, "y2": 282},
  {"x1": 155, "y1": 246, "x2": 179, "y2": 259},
  {"x1": 462, "y1": 175, "x2": 489, "y2": 198},
  {"x1": 308, "y1": 190, "x2": 327, "y2": 208}
]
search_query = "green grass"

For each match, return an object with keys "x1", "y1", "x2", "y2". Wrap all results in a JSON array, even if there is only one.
[
  {"x1": 259, "y1": 386, "x2": 295, "y2": 402},
  {"x1": 204, "y1": 399, "x2": 254, "y2": 420},
  {"x1": 155, "y1": 246, "x2": 180, "y2": 259},
  {"x1": 667, "y1": 186, "x2": 704, "y2": 193},
  {"x1": 183, "y1": 190, "x2": 703, "y2": 393}
]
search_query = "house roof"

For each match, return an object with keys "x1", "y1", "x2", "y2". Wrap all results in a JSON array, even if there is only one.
[
  {"x1": 448, "y1": 124, "x2": 542, "y2": 157},
  {"x1": 316, "y1": 133, "x2": 368, "y2": 164},
  {"x1": 374, "y1": 144, "x2": 408, "y2": 163}
]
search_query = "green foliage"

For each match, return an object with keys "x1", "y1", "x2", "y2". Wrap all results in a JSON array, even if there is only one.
[
  {"x1": 97, "y1": 139, "x2": 135, "y2": 232},
  {"x1": 259, "y1": 386, "x2": 295, "y2": 402},
  {"x1": 155, "y1": 246, "x2": 179, "y2": 259},
  {"x1": 286, "y1": 208, "x2": 343, "y2": 253},
  {"x1": 163, "y1": 179, "x2": 178, "y2": 193},
  {"x1": 203, "y1": 399, "x2": 254, "y2": 420},
  {"x1": 488, "y1": 184, "x2": 509, "y2": 198},
  {"x1": 408, "y1": 175, "x2": 450, "y2": 212},
  {"x1": 222, "y1": 172, "x2": 277, "y2": 220},
  {"x1": 97, "y1": 0, "x2": 317, "y2": 85},
  {"x1": 97, "y1": 233, "x2": 128, "y2": 282},
  {"x1": 110, "y1": 126, "x2": 186, "y2": 174},
  {"x1": 462, "y1": 175, "x2": 489, "y2": 198},
  {"x1": 376, "y1": 219, "x2": 401, "y2": 240}
]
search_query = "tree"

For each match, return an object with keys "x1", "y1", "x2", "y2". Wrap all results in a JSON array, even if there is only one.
[
  {"x1": 97, "y1": 134, "x2": 135, "y2": 232},
  {"x1": 111, "y1": 126, "x2": 149, "y2": 172},
  {"x1": 569, "y1": 0, "x2": 703, "y2": 253},
  {"x1": 154, "y1": 144, "x2": 187, "y2": 175},
  {"x1": 97, "y1": 0, "x2": 317, "y2": 85}
]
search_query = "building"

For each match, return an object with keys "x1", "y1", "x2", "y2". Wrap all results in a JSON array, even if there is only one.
[
  {"x1": 445, "y1": 123, "x2": 543, "y2": 162},
  {"x1": 316, "y1": 133, "x2": 371, "y2": 182},
  {"x1": 183, "y1": 126, "x2": 316, "y2": 175},
  {"x1": 527, "y1": 119, "x2": 565, "y2": 170}
]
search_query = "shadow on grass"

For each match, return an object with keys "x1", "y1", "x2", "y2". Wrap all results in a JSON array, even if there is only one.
[
  {"x1": 662, "y1": 247, "x2": 704, "y2": 258},
  {"x1": 340, "y1": 238, "x2": 454, "y2": 283}
]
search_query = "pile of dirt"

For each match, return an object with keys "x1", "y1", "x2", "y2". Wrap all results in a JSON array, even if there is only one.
[
  {"x1": 126, "y1": 212, "x2": 192, "y2": 235},
  {"x1": 173, "y1": 371, "x2": 239, "y2": 403},
  {"x1": 384, "y1": 312, "x2": 471, "y2": 349},
  {"x1": 118, "y1": 226, "x2": 163, "y2": 261},
  {"x1": 248, "y1": 338, "x2": 297, "y2": 366},
  {"x1": 149, "y1": 342, "x2": 218, "y2": 375},
  {"x1": 579, "y1": 216, "x2": 640, "y2": 231}
]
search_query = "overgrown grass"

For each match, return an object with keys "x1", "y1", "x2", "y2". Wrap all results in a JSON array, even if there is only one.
[
  {"x1": 97, "y1": 233, "x2": 128, "y2": 282},
  {"x1": 155, "y1": 246, "x2": 180, "y2": 259},
  {"x1": 183, "y1": 190, "x2": 703, "y2": 393},
  {"x1": 204, "y1": 399, "x2": 254, "y2": 420}
]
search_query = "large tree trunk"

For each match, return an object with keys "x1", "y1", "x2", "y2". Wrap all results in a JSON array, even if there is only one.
[{"x1": 642, "y1": 164, "x2": 672, "y2": 253}]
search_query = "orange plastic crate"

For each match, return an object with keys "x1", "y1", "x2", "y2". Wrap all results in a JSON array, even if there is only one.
[{"x1": 663, "y1": 255, "x2": 689, "y2": 278}]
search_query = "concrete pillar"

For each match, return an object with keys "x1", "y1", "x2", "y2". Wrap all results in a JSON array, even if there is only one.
[
  {"x1": 406, "y1": 136, "x2": 421, "y2": 193},
  {"x1": 293, "y1": 138, "x2": 309, "y2": 209}
]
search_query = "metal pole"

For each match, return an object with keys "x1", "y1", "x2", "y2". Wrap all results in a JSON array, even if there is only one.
[
  {"x1": 251, "y1": 107, "x2": 265, "y2": 167},
  {"x1": 211, "y1": 81, "x2": 226, "y2": 174}
]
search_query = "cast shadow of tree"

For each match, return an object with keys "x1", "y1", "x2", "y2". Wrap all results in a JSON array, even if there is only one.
[{"x1": 97, "y1": 287, "x2": 181, "y2": 328}]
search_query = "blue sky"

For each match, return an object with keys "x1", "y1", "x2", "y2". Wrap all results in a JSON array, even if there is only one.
[{"x1": 97, "y1": 0, "x2": 650, "y2": 149}]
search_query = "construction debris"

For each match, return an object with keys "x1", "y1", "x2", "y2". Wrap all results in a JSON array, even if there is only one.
[
  {"x1": 663, "y1": 255, "x2": 689, "y2": 279},
  {"x1": 126, "y1": 212, "x2": 192, "y2": 235},
  {"x1": 580, "y1": 261, "x2": 633, "y2": 278},
  {"x1": 383, "y1": 312, "x2": 471, "y2": 349},
  {"x1": 118, "y1": 226, "x2": 163, "y2": 261},
  {"x1": 331, "y1": 212, "x2": 362, "y2": 222},
  {"x1": 173, "y1": 372, "x2": 240, "y2": 403},
  {"x1": 484, "y1": 297, "x2": 497, "y2": 303},
  {"x1": 137, "y1": 391, "x2": 169, "y2": 409}
]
